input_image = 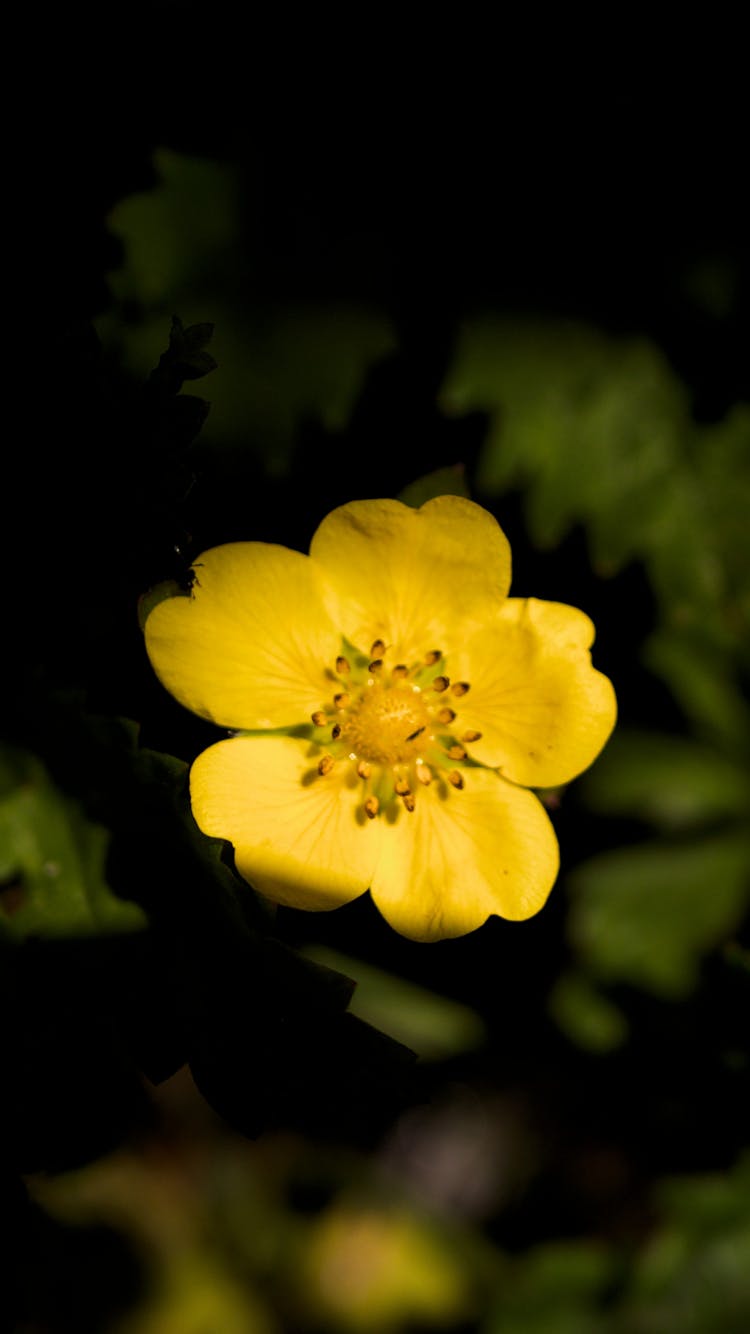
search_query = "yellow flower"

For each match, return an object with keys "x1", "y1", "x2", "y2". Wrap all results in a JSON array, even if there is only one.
[{"x1": 144, "y1": 497, "x2": 616, "y2": 941}]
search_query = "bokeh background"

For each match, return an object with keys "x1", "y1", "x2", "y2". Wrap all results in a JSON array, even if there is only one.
[{"x1": 4, "y1": 26, "x2": 749, "y2": 1332}]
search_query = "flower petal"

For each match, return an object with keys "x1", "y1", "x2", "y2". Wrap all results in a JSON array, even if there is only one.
[
  {"x1": 455, "y1": 598, "x2": 617, "y2": 787},
  {"x1": 190, "y1": 734, "x2": 382, "y2": 910},
  {"x1": 370, "y1": 769, "x2": 559, "y2": 941},
  {"x1": 145, "y1": 543, "x2": 341, "y2": 728},
  {"x1": 309, "y1": 497, "x2": 511, "y2": 661}
]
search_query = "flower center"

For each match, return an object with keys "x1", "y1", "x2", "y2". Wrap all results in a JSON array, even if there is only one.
[
  {"x1": 344, "y1": 684, "x2": 430, "y2": 766},
  {"x1": 310, "y1": 640, "x2": 480, "y2": 821}
]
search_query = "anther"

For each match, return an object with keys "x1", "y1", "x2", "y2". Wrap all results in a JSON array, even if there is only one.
[
  {"x1": 402, "y1": 792, "x2": 416, "y2": 812},
  {"x1": 392, "y1": 664, "x2": 409, "y2": 680},
  {"x1": 336, "y1": 655, "x2": 351, "y2": 675},
  {"x1": 370, "y1": 639, "x2": 386, "y2": 658},
  {"x1": 318, "y1": 755, "x2": 335, "y2": 776},
  {"x1": 448, "y1": 769, "x2": 464, "y2": 789},
  {"x1": 331, "y1": 723, "x2": 342, "y2": 740},
  {"x1": 462, "y1": 729, "x2": 482, "y2": 743},
  {"x1": 424, "y1": 650, "x2": 442, "y2": 666},
  {"x1": 437, "y1": 706, "x2": 456, "y2": 725},
  {"x1": 394, "y1": 777, "x2": 411, "y2": 796},
  {"x1": 448, "y1": 743, "x2": 467, "y2": 760},
  {"x1": 365, "y1": 795, "x2": 379, "y2": 819},
  {"x1": 432, "y1": 675, "x2": 450, "y2": 693},
  {"x1": 416, "y1": 764, "x2": 432, "y2": 785},
  {"x1": 333, "y1": 692, "x2": 351, "y2": 708},
  {"x1": 406, "y1": 725, "x2": 426, "y2": 742},
  {"x1": 368, "y1": 658, "x2": 384, "y2": 674},
  {"x1": 356, "y1": 759, "x2": 371, "y2": 779},
  {"x1": 451, "y1": 681, "x2": 470, "y2": 697},
  {"x1": 311, "y1": 710, "x2": 327, "y2": 726}
]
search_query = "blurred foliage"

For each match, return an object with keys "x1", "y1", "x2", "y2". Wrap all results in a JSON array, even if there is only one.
[
  {"x1": 0, "y1": 745, "x2": 146, "y2": 942},
  {"x1": 301, "y1": 944, "x2": 486, "y2": 1060},
  {"x1": 26, "y1": 1075, "x2": 750, "y2": 1333},
  {"x1": 100, "y1": 148, "x2": 396, "y2": 468}
]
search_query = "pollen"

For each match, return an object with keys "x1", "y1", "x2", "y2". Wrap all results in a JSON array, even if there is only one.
[{"x1": 344, "y1": 683, "x2": 431, "y2": 766}]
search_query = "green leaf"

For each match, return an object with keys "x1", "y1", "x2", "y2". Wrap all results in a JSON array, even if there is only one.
[
  {"x1": 441, "y1": 317, "x2": 687, "y2": 571},
  {"x1": 567, "y1": 831, "x2": 750, "y2": 997},
  {"x1": 299, "y1": 945, "x2": 485, "y2": 1059},
  {"x1": 549, "y1": 972, "x2": 628, "y2": 1052},
  {"x1": 578, "y1": 730, "x2": 750, "y2": 830},
  {"x1": 398, "y1": 464, "x2": 470, "y2": 508},
  {"x1": 99, "y1": 149, "x2": 396, "y2": 467},
  {"x1": 644, "y1": 630, "x2": 750, "y2": 753},
  {"x1": 0, "y1": 746, "x2": 146, "y2": 942}
]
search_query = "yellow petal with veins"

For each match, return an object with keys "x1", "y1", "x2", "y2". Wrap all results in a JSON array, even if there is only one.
[
  {"x1": 145, "y1": 543, "x2": 340, "y2": 729},
  {"x1": 309, "y1": 496, "x2": 511, "y2": 662},
  {"x1": 190, "y1": 734, "x2": 381, "y2": 910},
  {"x1": 455, "y1": 598, "x2": 617, "y2": 787},
  {"x1": 370, "y1": 768, "x2": 559, "y2": 941}
]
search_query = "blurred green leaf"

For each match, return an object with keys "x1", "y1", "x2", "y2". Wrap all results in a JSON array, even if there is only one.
[
  {"x1": 644, "y1": 629, "x2": 750, "y2": 754},
  {"x1": 568, "y1": 831, "x2": 750, "y2": 996},
  {"x1": 0, "y1": 746, "x2": 146, "y2": 942},
  {"x1": 100, "y1": 149, "x2": 396, "y2": 468},
  {"x1": 618, "y1": 1156, "x2": 750, "y2": 1333},
  {"x1": 441, "y1": 318, "x2": 688, "y2": 571},
  {"x1": 300, "y1": 945, "x2": 486, "y2": 1060},
  {"x1": 398, "y1": 464, "x2": 471, "y2": 508},
  {"x1": 579, "y1": 730, "x2": 750, "y2": 830},
  {"x1": 487, "y1": 1239, "x2": 616, "y2": 1334},
  {"x1": 549, "y1": 972, "x2": 628, "y2": 1053}
]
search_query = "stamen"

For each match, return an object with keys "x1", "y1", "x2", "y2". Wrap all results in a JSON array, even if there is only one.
[
  {"x1": 402, "y1": 792, "x2": 416, "y2": 812},
  {"x1": 356, "y1": 759, "x2": 371, "y2": 779},
  {"x1": 448, "y1": 769, "x2": 465, "y2": 789},
  {"x1": 392, "y1": 664, "x2": 409, "y2": 680},
  {"x1": 394, "y1": 777, "x2": 411, "y2": 796},
  {"x1": 332, "y1": 723, "x2": 342, "y2": 740},
  {"x1": 424, "y1": 650, "x2": 442, "y2": 665},
  {"x1": 437, "y1": 706, "x2": 456, "y2": 725},
  {"x1": 336, "y1": 655, "x2": 351, "y2": 675},
  {"x1": 368, "y1": 658, "x2": 384, "y2": 674},
  {"x1": 311, "y1": 710, "x2": 327, "y2": 726},
  {"x1": 451, "y1": 681, "x2": 471, "y2": 697},
  {"x1": 416, "y1": 764, "x2": 432, "y2": 785},
  {"x1": 318, "y1": 755, "x2": 335, "y2": 776},
  {"x1": 365, "y1": 795, "x2": 379, "y2": 819},
  {"x1": 462, "y1": 729, "x2": 482, "y2": 742},
  {"x1": 432, "y1": 675, "x2": 450, "y2": 693},
  {"x1": 447, "y1": 743, "x2": 467, "y2": 760},
  {"x1": 406, "y1": 725, "x2": 426, "y2": 742},
  {"x1": 370, "y1": 639, "x2": 386, "y2": 658},
  {"x1": 334, "y1": 692, "x2": 351, "y2": 708}
]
